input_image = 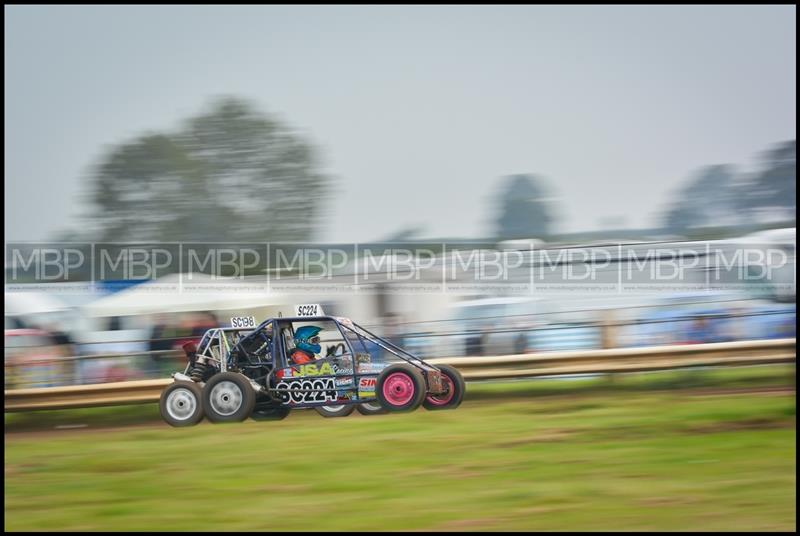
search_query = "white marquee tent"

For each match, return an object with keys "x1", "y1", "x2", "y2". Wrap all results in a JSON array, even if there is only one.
[{"x1": 81, "y1": 273, "x2": 291, "y2": 318}]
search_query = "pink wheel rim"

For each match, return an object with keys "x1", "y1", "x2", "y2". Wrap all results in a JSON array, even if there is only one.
[
  {"x1": 382, "y1": 372, "x2": 416, "y2": 406},
  {"x1": 425, "y1": 375, "x2": 455, "y2": 406}
]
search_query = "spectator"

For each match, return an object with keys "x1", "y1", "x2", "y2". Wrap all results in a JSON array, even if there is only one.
[
  {"x1": 46, "y1": 323, "x2": 75, "y2": 354},
  {"x1": 514, "y1": 331, "x2": 528, "y2": 354},
  {"x1": 687, "y1": 316, "x2": 710, "y2": 344}
]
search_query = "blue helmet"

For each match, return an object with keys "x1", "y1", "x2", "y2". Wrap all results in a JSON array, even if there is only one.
[{"x1": 294, "y1": 325, "x2": 322, "y2": 354}]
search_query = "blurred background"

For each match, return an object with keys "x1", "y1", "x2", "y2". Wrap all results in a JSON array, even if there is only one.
[{"x1": 4, "y1": 5, "x2": 796, "y2": 532}]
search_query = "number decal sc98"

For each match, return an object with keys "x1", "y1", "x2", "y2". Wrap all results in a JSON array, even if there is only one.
[{"x1": 230, "y1": 316, "x2": 256, "y2": 328}]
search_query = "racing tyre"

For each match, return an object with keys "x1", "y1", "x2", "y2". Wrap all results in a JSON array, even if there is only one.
[
  {"x1": 356, "y1": 401, "x2": 388, "y2": 416},
  {"x1": 376, "y1": 364, "x2": 426, "y2": 412},
  {"x1": 160, "y1": 381, "x2": 204, "y2": 427},
  {"x1": 423, "y1": 365, "x2": 465, "y2": 411},
  {"x1": 203, "y1": 372, "x2": 256, "y2": 423},
  {"x1": 315, "y1": 404, "x2": 356, "y2": 418},
  {"x1": 251, "y1": 405, "x2": 290, "y2": 421}
]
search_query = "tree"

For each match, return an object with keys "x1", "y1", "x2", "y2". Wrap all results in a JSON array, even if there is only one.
[
  {"x1": 662, "y1": 165, "x2": 737, "y2": 233},
  {"x1": 661, "y1": 141, "x2": 796, "y2": 234},
  {"x1": 494, "y1": 174, "x2": 554, "y2": 240},
  {"x1": 85, "y1": 96, "x2": 332, "y2": 242},
  {"x1": 737, "y1": 140, "x2": 796, "y2": 220}
]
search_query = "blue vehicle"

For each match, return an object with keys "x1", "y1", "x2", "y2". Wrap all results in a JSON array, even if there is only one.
[
  {"x1": 743, "y1": 303, "x2": 796, "y2": 340},
  {"x1": 622, "y1": 294, "x2": 796, "y2": 347},
  {"x1": 527, "y1": 322, "x2": 602, "y2": 352}
]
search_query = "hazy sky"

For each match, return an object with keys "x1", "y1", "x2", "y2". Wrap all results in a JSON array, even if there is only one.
[{"x1": 4, "y1": 5, "x2": 796, "y2": 242}]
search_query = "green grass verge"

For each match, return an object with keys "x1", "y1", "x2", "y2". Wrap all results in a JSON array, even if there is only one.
[
  {"x1": 4, "y1": 365, "x2": 796, "y2": 531},
  {"x1": 5, "y1": 364, "x2": 795, "y2": 432}
]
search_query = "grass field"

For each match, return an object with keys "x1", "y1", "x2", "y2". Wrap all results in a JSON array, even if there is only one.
[{"x1": 4, "y1": 366, "x2": 797, "y2": 531}]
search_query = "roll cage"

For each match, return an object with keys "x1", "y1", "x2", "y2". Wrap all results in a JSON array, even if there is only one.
[{"x1": 188, "y1": 317, "x2": 436, "y2": 369}]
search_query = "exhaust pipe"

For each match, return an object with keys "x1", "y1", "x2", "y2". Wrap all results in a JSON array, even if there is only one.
[
  {"x1": 249, "y1": 379, "x2": 266, "y2": 394},
  {"x1": 172, "y1": 372, "x2": 193, "y2": 383}
]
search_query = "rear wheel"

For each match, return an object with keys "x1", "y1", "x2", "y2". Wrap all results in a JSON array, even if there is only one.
[
  {"x1": 356, "y1": 401, "x2": 388, "y2": 416},
  {"x1": 251, "y1": 404, "x2": 290, "y2": 421},
  {"x1": 376, "y1": 364, "x2": 426, "y2": 412},
  {"x1": 203, "y1": 372, "x2": 256, "y2": 423},
  {"x1": 423, "y1": 365, "x2": 465, "y2": 410},
  {"x1": 160, "y1": 381, "x2": 204, "y2": 427},
  {"x1": 315, "y1": 404, "x2": 356, "y2": 418}
]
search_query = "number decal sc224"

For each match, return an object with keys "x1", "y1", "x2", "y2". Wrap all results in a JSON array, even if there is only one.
[
  {"x1": 294, "y1": 304, "x2": 324, "y2": 317},
  {"x1": 276, "y1": 378, "x2": 337, "y2": 405}
]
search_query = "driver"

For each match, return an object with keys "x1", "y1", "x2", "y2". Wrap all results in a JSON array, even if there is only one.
[{"x1": 289, "y1": 325, "x2": 322, "y2": 365}]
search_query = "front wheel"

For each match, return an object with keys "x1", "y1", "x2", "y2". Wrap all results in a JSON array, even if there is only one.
[
  {"x1": 315, "y1": 404, "x2": 356, "y2": 418},
  {"x1": 423, "y1": 365, "x2": 465, "y2": 410},
  {"x1": 160, "y1": 381, "x2": 204, "y2": 427},
  {"x1": 376, "y1": 364, "x2": 426, "y2": 412},
  {"x1": 203, "y1": 372, "x2": 256, "y2": 423}
]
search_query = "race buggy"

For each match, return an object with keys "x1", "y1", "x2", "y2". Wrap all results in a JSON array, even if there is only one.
[{"x1": 159, "y1": 306, "x2": 465, "y2": 427}]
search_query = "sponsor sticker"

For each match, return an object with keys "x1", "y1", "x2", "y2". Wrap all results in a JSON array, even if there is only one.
[
  {"x1": 296, "y1": 362, "x2": 336, "y2": 376},
  {"x1": 358, "y1": 376, "x2": 377, "y2": 398},
  {"x1": 357, "y1": 362, "x2": 387, "y2": 373}
]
